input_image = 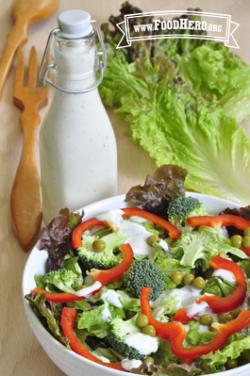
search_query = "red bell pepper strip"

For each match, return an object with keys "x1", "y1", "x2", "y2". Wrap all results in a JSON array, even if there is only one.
[
  {"x1": 31, "y1": 288, "x2": 85, "y2": 303},
  {"x1": 72, "y1": 218, "x2": 107, "y2": 249},
  {"x1": 171, "y1": 311, "x2": 250, "y2": 360},
  {"x1": 173, "y1": 256, "x2": 247, "y2": 323},
  {"x1": 122, "y1": 207, "x2": 180, "y2": 239},
  {"x1": 197, "y1": 256, "x2": 247, "y2": 312},
  {"x1": 140, "y1": 287, "x2": 250, "y2": 361},
  {"x1": 140, "y1": 287, "x2": 183, "y2": 340},
  {"x1": 187, "y1": 215, "x2": 250, "y2": 230},
  {"x1": 32, "y1": 244, "x2": 134, "y2": 303},
  {"x1": 61, "y1": 307, "x2": 123, "y2": 370},
  {"x1": 172, "y1": 308, "x2": 192, "y2": 324},
  {"x1": 241, "y1": 247, "x2": 250, "y2": 257},
  {"x1": 88, "y1": 243, "x2": 134, "y2": 285}
]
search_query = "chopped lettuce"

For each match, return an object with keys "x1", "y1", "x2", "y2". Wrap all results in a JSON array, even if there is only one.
[
  {"x1": 113, "y1": 290, "x2": 140, "y2": 312},
  {"x1": 38, "y1": 209, "x2": 83, "y2": 271},
  {"x1": 77, "y1": 305, "x2": 110, "y2": 338},
  {"x1": 203, "y1": 277, "x2": 235, "y2": 297},
  {"x1": 153, "y1": 294, "x2": 180, "y2": 321},
  {"x1": 185, "y1": 321, "x2": 215, "y2": 346},
  {"x1": 201, "y1": 335, "x2": 250, "y2": 370},
  {"x1": 151, "y1": 247, "x2": 191, "y2": 289},
  {"x1": 25, "y1": 293, "x2": 68, "y2": 346},
  {"x1": 154, "y1": 341, "x2": 177, "y2": 368}
]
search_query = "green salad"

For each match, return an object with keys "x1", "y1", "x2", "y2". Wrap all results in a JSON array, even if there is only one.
[{"x1": 26, "y1": 166, "x2": 250, "y2": 375}]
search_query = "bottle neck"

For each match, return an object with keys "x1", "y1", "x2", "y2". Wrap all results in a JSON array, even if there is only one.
[{"x1": 53, "y1": 33, "x2": 97, "y2": 92}]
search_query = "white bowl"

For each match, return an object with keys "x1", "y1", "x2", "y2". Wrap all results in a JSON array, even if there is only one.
[{"x1": 22, "y1": 193, "x2": 250, "y2": 376}]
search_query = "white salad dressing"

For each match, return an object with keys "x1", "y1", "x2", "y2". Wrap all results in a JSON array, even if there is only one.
[
  {"x1": 97, "y1": 209, "x2": 153, "y2": 256},
  {"x1": 101, "y1": 289, "x2": 122, "y2": 322},
  {"x1": 121, "y1": 359, "x2": 142, "y2": 371},
  {"x1": 217, "y1": 227, "x2": 229, "y2": 238},
  {"x1": 158, "y1": 239, "x2": 169, "y2": 253},
  {"x1": 154, "y1": 286, "x2": 211, "y2": 318},
  {"x1": 161, "y1": 286, "x2": 201, "y2": 309},
  {"x1": 39, "y1": 10, "x2": 117, "y2": 223},
  {"x1": 101, "y1": 289, "x2": 122, "y2": 308},
  {"x1": 198, "y1": 324, "x2": 209, "y2": 334},
  {"x1": 91, "y1": 351, "x2": 111, "y2": 363},
  {"x1": 74, "y1": 281, "x2": 102, "y2": 297},
  {"x1": 124, "y1": 333, "x2": 159, "y2": 355},
  {"x1": 213, "y1": 269, "x2": 236, "y2": 283},
  {"x1": 130, "y1": 216, "x2": 148, "y2": 223},
  {"x1": 187, "y1": 301, "x2": 211, "y2": 318},
  {"x1": 102, "y1": 303, "x2": 112, "y2": 322}
]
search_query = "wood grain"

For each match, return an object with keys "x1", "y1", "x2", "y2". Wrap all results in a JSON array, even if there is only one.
[
  {"x1": 11, "y1": 47, "x2": 48, "y2": 251},
  {"x1": 0, "y1": 0, "x2": 59, "y2": 96},
  {"x1": 0, "y1": 0, "x2": 249, "y2": 375}
]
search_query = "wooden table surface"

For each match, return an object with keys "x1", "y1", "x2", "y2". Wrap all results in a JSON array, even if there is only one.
[{"x1": 0, "y1": 0, "x2": 250, "y2": 375}]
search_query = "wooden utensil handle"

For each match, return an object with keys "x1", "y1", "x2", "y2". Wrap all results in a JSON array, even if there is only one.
[
  {"x1": 11, "y1": 111, "x2": 42, "y2": 251},
  {"x1": 0, "y1": 19, "x2": 27, "y2": 96}
]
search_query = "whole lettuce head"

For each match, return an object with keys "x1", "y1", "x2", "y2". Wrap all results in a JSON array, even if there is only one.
[{"x1": 101, "y1": 3, "x2": 250, "y2": 205}]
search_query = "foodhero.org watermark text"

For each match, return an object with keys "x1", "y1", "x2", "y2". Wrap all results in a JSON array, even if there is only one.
[
  {"x1": 116, "y1": 10, "x2": 239, "y2": 49},
  {"x1": 133, "y1": 18, "x2": 223, "y2": 33}
]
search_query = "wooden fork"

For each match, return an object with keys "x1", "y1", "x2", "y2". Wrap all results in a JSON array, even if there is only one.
[{"x1": 11, "y1": 47, "x2": 48, "y2": 251}]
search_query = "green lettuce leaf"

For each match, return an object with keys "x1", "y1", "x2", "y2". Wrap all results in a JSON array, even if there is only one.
[
  {"x1": 185, "y1": 321, "x2": 215, "y2": 346},
  {"x1": 153, "y1": 341, "x2": 177, "y2": 368},
  {"x1": 152, "y1": 294, "x2": 180, "y2": 321},
  {"x1": 203, "y1": 276, "x2": 235, "y2": 297},
  {"x1": 25, "y1": 293, "x2": 68, "y2": 346},
  {"x1": 101, "y1": 28, "x2": 250, "y2": 204},
  {"x1": 77, "y1": 305, "x2": 109, "y2": 338},
  {"x1": 150, "y1": 247, "x2": 191, "y2": 289},
  {"x1": 201, "y1": 335, "x2": 250, "y2": 370}
]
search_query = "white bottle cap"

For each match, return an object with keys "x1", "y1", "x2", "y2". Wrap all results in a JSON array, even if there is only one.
[{"x1": 58, "y1": 10, "x2": 93, "y2": 38}]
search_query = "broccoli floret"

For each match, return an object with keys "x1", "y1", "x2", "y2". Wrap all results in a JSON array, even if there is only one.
[
  {"x1": 108, "y1": 317, "x2": 144, "y2": 360},
  {"x1": 78, "y1": 231, "x2": 126, "y2": 269},
  {"x1": 126, "y1": 259, "x2": 165, "y2": 300},
  {"x1": 35, "y1": 257, "x2": 83, "y2": 292},
  {"x1": 35, "y1": 269, "x2": 82, "y2": 293},
  {"x1": 167, "y1": 197, "x2": 207, "y2": 227}
]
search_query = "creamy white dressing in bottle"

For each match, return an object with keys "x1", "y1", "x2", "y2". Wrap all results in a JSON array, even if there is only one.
[{"x1": 39, "y1": 10, "x2": 117, "y2": 223}]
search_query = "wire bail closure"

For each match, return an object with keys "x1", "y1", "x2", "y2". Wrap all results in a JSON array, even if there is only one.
[{"x1": 39, "y1": 20, "x2": 106, "y2": 94}]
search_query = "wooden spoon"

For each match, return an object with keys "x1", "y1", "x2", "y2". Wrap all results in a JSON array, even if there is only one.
[
  {"x1": 0, "y1": 0, "x2": 59, "y2": 96},
  {"x1": 11, "y1": 47, "x2": 48, "y2": 251}
]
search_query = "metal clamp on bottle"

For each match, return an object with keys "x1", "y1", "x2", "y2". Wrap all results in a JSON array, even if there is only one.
[{"x1": 39, "y1": 11, "x2": 106, "y2": 94}]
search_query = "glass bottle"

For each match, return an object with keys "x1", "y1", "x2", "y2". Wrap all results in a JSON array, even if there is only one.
[{"x1": 39, "y1": 10, "x2": 117, "y2": 223}]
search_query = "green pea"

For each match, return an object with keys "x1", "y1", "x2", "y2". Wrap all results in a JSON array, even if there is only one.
[
  {"x1": 92, "y1": 239, "x2": 106, "y2": 252},
  {"x1": 243, "y1": 236, "x2": 250, "y2": 248},
  {"x1": 144, "y1": 357, "x2": 154, "y2": 365},
  {"x1": 183, "y1": 273, "x2": 195, "y2": 285},
  {"x1": 193, "y1": 277, "x2": 206, "y2": 289},
  {"x1": 142, "y1": 325, "x2": 156, "y2": 336},
  {"x1": 218, "y1": 313, "x2": 233, "y2": 323},
  {"x1": 230, "y1": 234, "x2": 242, "y2": 248},
  {"x1": 171, "y1": 271, "x2": 183, "y2": 285},
  {"x1": 226, "y1": 359, "x2": 238, "y2": 369},
  {"x1": 244, "y1": 227, "x2": 250, "y2": 237},
  {"x1": 199, "y1": 314, "x2": 213, "y2": 326},
  {"x1": 146, "y1": 235, "x2": 158, "y2": 246},
  {"x1": 136, "y1": 313, "x2": 149, "y2": 328}
]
